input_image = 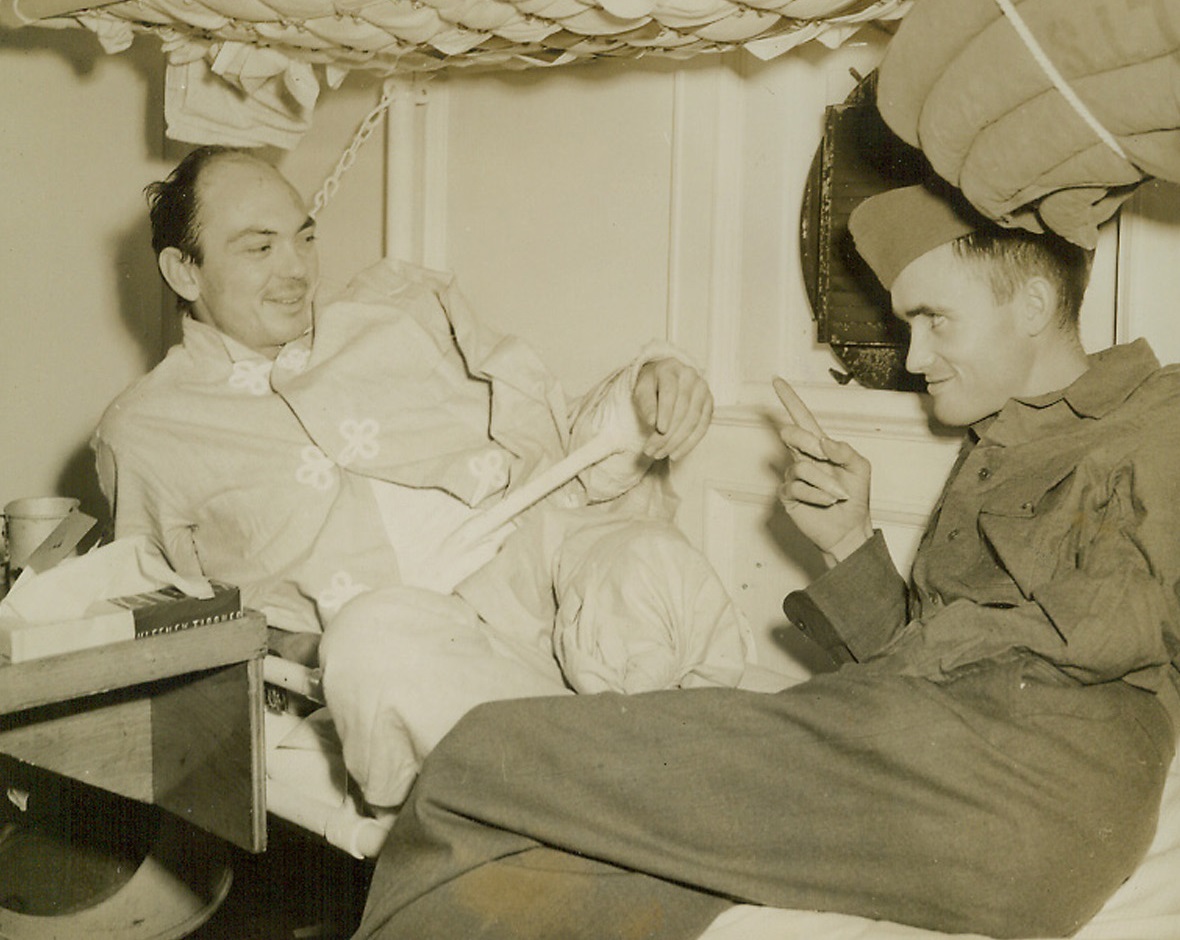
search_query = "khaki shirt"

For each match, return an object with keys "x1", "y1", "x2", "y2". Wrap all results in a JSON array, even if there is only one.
[{"x1": 786, "y1": 339, "x2": 1180, "y2": 731}]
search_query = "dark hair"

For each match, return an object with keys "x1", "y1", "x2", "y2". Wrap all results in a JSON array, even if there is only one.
[
  {"x1": 952, "y1": 227, "x2": 1094, "y2": 329},
  {"x1": 145, "y1": 145, "x2": 253, "y2": 263}
]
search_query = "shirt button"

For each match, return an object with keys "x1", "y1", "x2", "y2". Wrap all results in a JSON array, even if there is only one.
[
  {"x1": 947, "y1": 528, "x2": 961, "y2": 541},
  {"x1": 977, "y1": 467, "x2": 992, "y2": 480}
]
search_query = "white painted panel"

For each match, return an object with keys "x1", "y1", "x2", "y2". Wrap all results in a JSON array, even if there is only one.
[
  {"x1": 1117, "y1": 180, "x2": 1180, "y2": 364},
  {"x1": 1078, "y1": 221, "x2": 1119, "y2": 354},
  {"x1": 440, "y1": 61, "x2": 686, "y2": 394},
  {"x1": 701, "y1": 479, "x2": 830, "y2": 674}
]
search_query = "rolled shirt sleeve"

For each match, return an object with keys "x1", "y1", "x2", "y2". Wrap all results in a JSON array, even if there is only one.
[{"x1": 782, "y1": 530, "x2": 909, "y2": 665}]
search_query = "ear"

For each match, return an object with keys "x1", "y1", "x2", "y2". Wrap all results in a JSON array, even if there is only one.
[
  {"x1": 158, "y1": 247, "x2": 201, "y2": 304},
  {"x1": 1019, "y1": 275, "x2": 1057, "y2": 337}
]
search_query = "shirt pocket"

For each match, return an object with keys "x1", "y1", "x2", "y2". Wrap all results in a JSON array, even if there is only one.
[{"x1": 977, "y1": 457, "x2": 1078, "y2": 600}]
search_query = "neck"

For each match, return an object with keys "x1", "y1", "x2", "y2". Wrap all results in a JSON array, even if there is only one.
[{"x1": 1023, "y1": 329, "x2": 1089, "y2": 398}]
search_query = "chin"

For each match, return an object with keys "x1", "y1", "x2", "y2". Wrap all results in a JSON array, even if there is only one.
[
  {"x1": 274, "y1": 312, "x2": 312, "y2": 340},
  {"x1": 930, "y1": 398, "x2": 980, "y2": 428},
  {"x1": 931, "y1": 398, "x2": 1002, "y2": 428}
]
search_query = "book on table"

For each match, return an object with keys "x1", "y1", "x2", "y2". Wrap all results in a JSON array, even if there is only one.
[{"x1": 0, "y1": 580, "x2": 242, "y2": 663}]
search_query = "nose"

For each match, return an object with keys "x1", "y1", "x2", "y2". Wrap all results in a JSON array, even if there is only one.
[
  {"x1": 905, "y1": 323, "x2": 935, "y2": 375},
  {"x1": 277, "y1": 240, "x2": 310, "y2": 281}
]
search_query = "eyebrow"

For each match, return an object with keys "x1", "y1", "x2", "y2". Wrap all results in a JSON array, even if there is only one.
[
  {"x1": 893, "y1": 303, "x2": 940, "y2": 323},
  {"x1": 227, "y1": 217, "x2": 316, "y2": 245}
]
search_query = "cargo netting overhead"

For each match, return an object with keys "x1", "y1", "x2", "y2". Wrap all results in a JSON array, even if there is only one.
[{"x1": 0, "y1": 0, "x2": 909, "y2": 145}]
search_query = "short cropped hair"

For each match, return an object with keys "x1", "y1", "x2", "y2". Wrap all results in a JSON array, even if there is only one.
[
  {"x1": 145, "y1": 145, "x2": 252, "y2": 264},
  {"x1": 952, "y1": 228, "x2": 1094, "y2": 329}
]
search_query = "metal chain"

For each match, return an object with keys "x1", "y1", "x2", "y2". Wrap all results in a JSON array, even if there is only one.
[{"x1": 310, "y1": 79, "x2": 401, "y2": 219}]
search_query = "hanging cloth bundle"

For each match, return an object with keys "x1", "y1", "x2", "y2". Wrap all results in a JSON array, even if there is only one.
[{"x1": 875, "y1": 0, "x2": 1180, "y2": 247}]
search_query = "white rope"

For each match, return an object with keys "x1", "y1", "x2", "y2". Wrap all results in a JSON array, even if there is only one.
[
  {"x1": 310, "y1": 79, "x2": 400, "y2": 219},
  {"x1": 992, "y1": 0, "x2": 1128, "y2": 161}
]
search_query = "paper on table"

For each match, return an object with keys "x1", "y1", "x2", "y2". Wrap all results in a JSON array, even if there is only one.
[{"x1": 0, "y1": 534, "x2": 212, "y2": 623}]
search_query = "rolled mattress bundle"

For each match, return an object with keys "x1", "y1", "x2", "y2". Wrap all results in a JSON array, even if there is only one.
[{"x1": 875, "y1": 0, "x2": 1180, "y2": 247}]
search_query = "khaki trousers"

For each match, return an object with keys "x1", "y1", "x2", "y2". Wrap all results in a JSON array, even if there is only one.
[{"x1": 354, "y1": 655, "x2": 1174, "y2": 940}]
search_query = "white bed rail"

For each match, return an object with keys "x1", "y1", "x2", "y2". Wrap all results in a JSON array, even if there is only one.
[
  {"x1": 263, "y1": 654, "x2": 324, "y2": 704},
  {"x1": 265, "y1": 776, "x2": 393, "y2": 860},
  {"x1": 263, "y1": 654, "x2": 393, "y2": 859}
]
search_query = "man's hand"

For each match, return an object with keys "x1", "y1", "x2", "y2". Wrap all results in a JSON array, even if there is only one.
[
  {"x1": 633, "y1": 358, "x2": 714, "y2": 461},
  {"x1": 774, "y1": 376, "x2": 873, "y2": 566}
]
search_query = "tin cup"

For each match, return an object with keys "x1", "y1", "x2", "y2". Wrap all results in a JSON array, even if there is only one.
[{"x1": 2, "y1": 496, "x2": 81, "y2": 586}]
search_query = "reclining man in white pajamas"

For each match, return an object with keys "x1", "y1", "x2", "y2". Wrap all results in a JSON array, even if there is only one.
[{"x1": 94, "y1": 145, "x2": 754, "y2": 810}]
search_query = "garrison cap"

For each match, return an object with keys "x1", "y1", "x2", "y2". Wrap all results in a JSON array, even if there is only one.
[{"x1": 849, "y1": 182, "x2": 986, "y2": 290}]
